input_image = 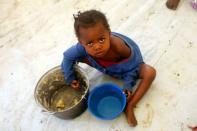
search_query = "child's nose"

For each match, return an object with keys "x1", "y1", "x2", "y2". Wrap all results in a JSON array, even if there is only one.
[{"x1": 93, "y1": 43, "x2": 101, "y2": 51}]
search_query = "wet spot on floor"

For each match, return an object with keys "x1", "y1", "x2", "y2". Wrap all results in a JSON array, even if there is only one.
[
  {"x1": 177, "y1": 73, "x2": 180, "y2": 76},
  {"x1": 120, "y1": 16, "x2": 129, "y2": 22},
  {"x1": 187, "y1": 41, "x2": 193, "y2": 48},
  {"x1": 174, "y1": 72, "x2": 180, "y2": 77},
  {"x1": 164, "y1": 102, "x2": 168, "y2": 106},
  {"x1": 149, "y1": 11, "x2": 155, "y2": 16},
  {"x1": 53, "y1": 0, "x2": 60, "y2": 4},
  {"x1": 146, "y1": 103, "x2": 150, "y2": 107},
  {"x1": 0, "y1": 45, "x2": 4, "y2": 48},
  {"x1": 140, "y1": 103, "x2": 154, "y2": 127},
  {"x1": 168, "y1": 40, "x2": 172, "y2": 46}
]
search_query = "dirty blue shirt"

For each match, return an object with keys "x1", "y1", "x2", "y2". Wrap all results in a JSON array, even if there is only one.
[{"x1": 61, "y1": 32, "x2": 144, "y2": 90}]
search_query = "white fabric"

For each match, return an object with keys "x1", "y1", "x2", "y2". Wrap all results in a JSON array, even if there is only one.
[{"x1": 0, "y1": 0, "x2": 197, "y2": 131}]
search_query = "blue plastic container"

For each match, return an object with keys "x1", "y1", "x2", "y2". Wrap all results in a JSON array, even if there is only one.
[{"x1": 88, "y1": 83, "x2": 126, "y2": 120}]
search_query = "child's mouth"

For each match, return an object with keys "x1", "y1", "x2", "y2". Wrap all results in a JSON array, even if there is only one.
[{"x1": 96, "y1": 51, "x2": 104, "y2": 56}]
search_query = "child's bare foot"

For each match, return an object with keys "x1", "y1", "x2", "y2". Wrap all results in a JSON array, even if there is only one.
[
  {"x1": 125, "y1": 104, "x2": 137, "y2": 127},
  {"x1": 166, "y1": 0, "x2": 180, "y2": 10}
]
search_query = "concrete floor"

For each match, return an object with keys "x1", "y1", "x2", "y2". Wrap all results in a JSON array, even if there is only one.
[{"x1": 0, "y1": 0, "x2": 197, "y2": 131}]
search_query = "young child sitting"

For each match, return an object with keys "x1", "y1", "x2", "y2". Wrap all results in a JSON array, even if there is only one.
[{"x1": 61, "y1": 9, "x2": 156, "y2": 127}]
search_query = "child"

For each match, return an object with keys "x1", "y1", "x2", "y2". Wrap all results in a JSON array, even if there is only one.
[{"x1": 61, "y1": 10, "x2": 156, "y2": 127}]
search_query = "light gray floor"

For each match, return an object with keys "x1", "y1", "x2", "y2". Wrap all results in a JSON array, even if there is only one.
[{"x1": 0, "y1": 0, "x2": 197, "y2": 131}]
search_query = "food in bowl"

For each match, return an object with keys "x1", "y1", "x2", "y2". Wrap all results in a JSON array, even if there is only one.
[{"x1": 35, "y1": 66, "x2": 88, "y2": 112}]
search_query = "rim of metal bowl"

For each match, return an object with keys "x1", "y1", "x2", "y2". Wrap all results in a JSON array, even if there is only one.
[{"x1": 34, "y1": 65, "x2": 89, "y2": 113}]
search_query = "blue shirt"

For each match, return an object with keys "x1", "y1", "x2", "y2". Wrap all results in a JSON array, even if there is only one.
[{"x1": 61, "y1": 32, "x2": 144, "y2": 90}]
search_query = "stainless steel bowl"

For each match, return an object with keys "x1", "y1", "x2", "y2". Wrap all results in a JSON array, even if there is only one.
[{"x1": 34, "y1": 65, "x2": 89, "y2": 119}]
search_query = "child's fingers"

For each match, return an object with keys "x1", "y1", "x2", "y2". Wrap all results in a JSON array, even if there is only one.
[
  {"x1": 71, "y1": 80, "x2": 80, "y2": 89},
  {"x1": 126, "y1": 91, "x2": 132, "y2": 101},
  {"x1": 71, "y1": 83, "x2": 79, "y2": 89},
  {"x1": 123, "y1": 89, "x2": 132, "y2": 102}
]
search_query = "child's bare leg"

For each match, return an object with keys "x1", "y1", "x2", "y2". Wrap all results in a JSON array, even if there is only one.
[{"x1": 126, "y1": 64, "x2": 156, "y2": 126}]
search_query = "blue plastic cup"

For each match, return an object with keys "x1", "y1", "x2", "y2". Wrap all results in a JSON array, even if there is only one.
[{"x1": 88, "y1": 83, "x2": 126, "y2": 120}]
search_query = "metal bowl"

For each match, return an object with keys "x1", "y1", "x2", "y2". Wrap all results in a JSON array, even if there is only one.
[{"x1": 34, "y1": 65, "x2": 89, "y2": 119}]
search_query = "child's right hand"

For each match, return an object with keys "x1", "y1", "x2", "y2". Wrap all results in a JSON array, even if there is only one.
[{"x1": 71, "y1": 80, "x2": 80, "y2": 89}]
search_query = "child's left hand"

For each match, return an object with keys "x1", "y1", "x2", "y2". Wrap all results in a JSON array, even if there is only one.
[{"x1": 71, "y1": 80, "x2": 80, "y2": 89}]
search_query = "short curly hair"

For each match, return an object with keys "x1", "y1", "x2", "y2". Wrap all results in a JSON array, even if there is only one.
[{"x1": 73, "y1": 10, "x2": 111, "y2": 38}]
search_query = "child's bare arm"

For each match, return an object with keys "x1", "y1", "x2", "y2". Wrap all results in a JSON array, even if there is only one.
[{"x1": 61, "y1": 43, "x2": 86, "y2": 85}]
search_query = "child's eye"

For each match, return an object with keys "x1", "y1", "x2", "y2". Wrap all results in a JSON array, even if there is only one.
[
  {"x1": 99, "y1": 38, "x2": 105, "y2": 43},
  {"x1": 86, "y1": 42, "x2": 93, "y2": 47}
]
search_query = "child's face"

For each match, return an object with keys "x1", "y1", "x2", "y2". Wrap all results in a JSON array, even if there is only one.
[{"x1": 78, "y1": 22, "x2": 110, "y2": 58}]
